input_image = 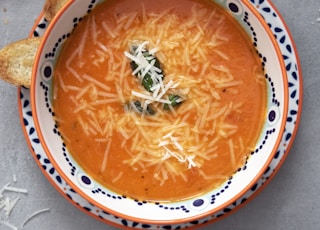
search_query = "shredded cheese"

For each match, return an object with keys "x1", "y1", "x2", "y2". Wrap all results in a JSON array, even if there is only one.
[
  {"x1": 112, "y1": 172, "x2": 124, "y2": 183},
  {"x1": 0, "y1": 179, "x2": 50, "y2": 230},
  {"x1": 53, "y1": 2, "x2": 259, "y2": 187},
  {"x1": 0, "y1": 220, "x2": 17, "y2": 230},
  {"x1": 102, "y1": 21, "x2": 117, "y2": 38},
  {"x1": 100, "y1": 139, "x2": 112, "y2": 173},
  {"x1": 21, "y1": 208, "x2": 51, "y2": 228},
  {"x1": 131, "y1": 90, "x2": 171, "y2": 104},
  {"x1": 65, "y1": 49, "x2": 83, "y2": 83},
  {"x1": 82, "y1": 74, "x2": 111, "y2": 92},
  {"x1": 0, "y1": 183, "x2": 28, "y2": 196},
  {"x1": 12, "y1": 175, "x2": 16, "y2": 184}
]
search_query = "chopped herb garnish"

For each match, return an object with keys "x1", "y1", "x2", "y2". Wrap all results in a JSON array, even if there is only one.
[
  {"x1": 141, "y1": 73, "x2": 155, "y2": 92},
  {"x1": 124, "y1": 41, "x2": 184, "y2": 114},
  {"x1": 125, "y1": 100, "x2": 156, "y2": 115},
  {"x1": 164, "y1": 94, "x2": 183, "y2": 110},
  {"x1": 129, "y1": 45, "x2": 164, "y2": 92}
]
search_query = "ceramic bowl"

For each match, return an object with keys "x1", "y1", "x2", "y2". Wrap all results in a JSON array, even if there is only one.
[{"x1": 31, "y1": 0, "x2": 288, "y2": 228}]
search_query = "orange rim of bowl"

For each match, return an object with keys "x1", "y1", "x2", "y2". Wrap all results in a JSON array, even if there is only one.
[{"x1": 30, "y1": 0, "x2": 289, "y2": 226}]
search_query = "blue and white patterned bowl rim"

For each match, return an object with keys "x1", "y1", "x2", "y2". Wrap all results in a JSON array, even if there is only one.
[{"x1": 20, "y1": 0, "x2": 301, "y2": 229}]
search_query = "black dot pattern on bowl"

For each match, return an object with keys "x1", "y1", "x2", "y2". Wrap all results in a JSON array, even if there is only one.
[
  {"x1": 72, "y1": 17, "x2": 84, "y2": 30},
  {"x1": 45, "y1": 33, "x2": 70, "y2": 58},
  {"x1": 40, "y1": 82, "x2": 55, "y2": 116},
  {"x1": 45, "y1": 0, "x2": 97, "y2": 58},
  {"x1": 60, "y1": 141, "x2": 78, "y2": 176},
  {"x1": 243, "y1": 12, "x2": 269, "y2": 72},
  {"x1": 268, "y1": 110, "x2": 276, "y2": 122},
  {"x1": 226, "y1": 0, "x2": 243, "y2": 16},
  {"x1": 228, "y1": 3, "x2": 239, "y2": 13},
  {"x1": 210, "y1": 179, "x2": 233, "y2": 205},
  {"x1": 43, "y1": 65, "x2": 52, "y2": 78},
  {"x1": 134, "y1": 200, "x2": 148, "y2": 206},
  {"x1": 154, "y1": 203, "x2": 190, "y2": 213},
  {"x1": 193, "y1": 199, "x2": 205, "y2": 207},
  {"x1": 81, "y1": 175, "x2": 92, "y2": 185},
  {"x1": 240, "y1": 9, "x2": 282, "y2": 158},
  {"x1": 91, "y1": 188, "x2": 125, "y2": 201},
  {"x1": 266, "y1": 74, "x2": 281, "y2": 107},
  {"x1": 87, "y1": 0, "x2": 97, "y2": 14},
  {"x1": 250, "y1": 128, "x2": 276, "y2": 156}
]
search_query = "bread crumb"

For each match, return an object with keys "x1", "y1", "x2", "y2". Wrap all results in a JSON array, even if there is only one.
[
  {"x1": 3, "y1": 18, "x2": 9, "y2": 25},
  {"x1": 311, "y1": 9, "x2": 320, "y2": 24},
  {"x1": 2, "y1": 8, "x2": 8, "y2": 24}
]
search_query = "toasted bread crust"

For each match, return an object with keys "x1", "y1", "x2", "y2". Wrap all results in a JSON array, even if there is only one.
[
  {"x1": 43, "y1": 0, "x2": 68, "y2": 22},
  {"x1": 0, "y1": 0, "x2": 67, "y2": 87},
  {"x1": 0, "y1": 37, "x2": 41, "y2": 88}
]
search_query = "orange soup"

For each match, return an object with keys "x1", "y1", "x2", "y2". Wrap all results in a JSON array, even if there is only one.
[{"x1": 53, "y1": 0, "x2": 267, "y2": 201}]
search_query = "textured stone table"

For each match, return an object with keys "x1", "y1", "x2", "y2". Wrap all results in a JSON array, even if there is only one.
[{"x1": 0, "y1": 0, "x2": 318, "y2": 229}]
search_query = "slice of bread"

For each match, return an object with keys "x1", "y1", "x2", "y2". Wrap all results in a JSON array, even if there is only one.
[
  {"x1": 43, "y1": 0, "x2": 68, "y2": 22},
  {"x1": 0, "y1": 37, "x2": 41, "y2": 88}
]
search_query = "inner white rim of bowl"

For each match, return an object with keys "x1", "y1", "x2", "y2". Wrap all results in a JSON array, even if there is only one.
[{"x1": 31, "y1": 0, "x2": 288, "y2": 223}]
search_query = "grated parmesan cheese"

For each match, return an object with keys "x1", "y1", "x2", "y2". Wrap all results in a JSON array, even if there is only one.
[
  {"x1": 66, "y1": 49, "x2": 83, "y2": 83},
  {"x1": 0, "y1": 220, "x2": 17, "y2": 230},
  {"x1": 0, "y1": 179, "x2": 50, "y2": 230},
  {"x1": 100, "y1": 139, "x2": 112, "y2": 173},
  {"x1": 21, "y1": 208, "x2": 51, "y2": 228},
  {"x1": 0, "y1": 183, "x2": 28, "y2": 196},
  {"x1": 52, "y1": 1, "x2": 263, "y2": 187}
]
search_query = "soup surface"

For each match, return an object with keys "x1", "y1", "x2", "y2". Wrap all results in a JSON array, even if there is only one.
[{"x1": 53, "y1": 0, "x2": 267, "y2": 201}]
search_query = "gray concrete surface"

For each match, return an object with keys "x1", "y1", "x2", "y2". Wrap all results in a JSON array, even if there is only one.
[{"x1": 0, "y1": 0, "x2": 318, "y2": 229}]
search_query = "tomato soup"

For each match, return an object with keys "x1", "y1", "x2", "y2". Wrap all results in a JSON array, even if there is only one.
[{"x1": 52, "y1": 0, "x2": 267, "y2": 201}]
